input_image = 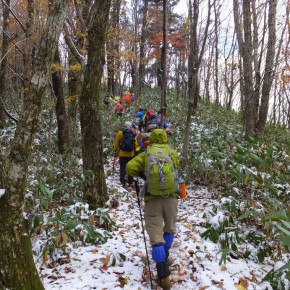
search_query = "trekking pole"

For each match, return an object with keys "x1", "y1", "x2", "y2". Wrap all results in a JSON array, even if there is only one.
[
  {"x1": 134, "y1": 179, "x2": 154, "y2": 289},
  {"x1": 112, "y1": 152, "x2": 117, "y2": 173}
]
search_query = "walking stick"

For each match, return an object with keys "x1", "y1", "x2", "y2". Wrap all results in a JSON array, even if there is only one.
[
  {"x1": 134, "y1": 179, "x2": 154, "y2": 289},
  {"x1": 112, "y1": 154, "x2": 117, "y2": 173}
]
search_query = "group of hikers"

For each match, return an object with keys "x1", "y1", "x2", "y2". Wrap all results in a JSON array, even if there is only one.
[
  {"x1": 112, "y1": 107, "x2": 179, "y2": 290},
  {"x1": 103, "y1": 90, "x2": 135, "y2": 116}
]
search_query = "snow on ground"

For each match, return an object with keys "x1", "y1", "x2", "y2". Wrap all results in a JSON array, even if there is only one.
[{"x1": 36, "y1": 170, "x2": 274, "y2": 290}]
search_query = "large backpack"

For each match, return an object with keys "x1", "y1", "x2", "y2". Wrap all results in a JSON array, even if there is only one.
[
  {"x1": 119, "y1": 128, "x2": 135, "y2": 151},
  {"x1": 144, "y1": 144, "x2": 179, "y2": 196}
]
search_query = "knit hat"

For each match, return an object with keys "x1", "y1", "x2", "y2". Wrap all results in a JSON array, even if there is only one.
[
  {"x1": 146, "y1": 124, "x2": 157, "y2": 132},
  {"x1": 142, "y1": 133, "x2": 151, "y2": 140},
  {"x1": 124, "y1": 121, "x2": 132, "y2": 128}
]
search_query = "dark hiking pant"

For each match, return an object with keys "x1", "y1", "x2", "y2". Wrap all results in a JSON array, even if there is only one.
[{"x1": 119, "y1": 156, "x2": 134, "y2": 185}]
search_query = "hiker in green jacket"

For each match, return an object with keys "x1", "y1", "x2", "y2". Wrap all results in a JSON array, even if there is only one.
[{"x1": 126, "y1": 129, "x2": 179, "y2": 290}]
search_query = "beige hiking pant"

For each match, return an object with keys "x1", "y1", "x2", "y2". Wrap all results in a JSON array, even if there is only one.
[{"x1": 144, "y1": 197, "x2": 178, "y2": 245}]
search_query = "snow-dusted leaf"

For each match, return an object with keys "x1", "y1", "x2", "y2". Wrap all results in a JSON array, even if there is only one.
[
  {"x1": 239, "y1": 278, "x2": 249, "y2": 288},
  {"x1": 100, "y1": 254, "x2": 112, "y2": 267}
]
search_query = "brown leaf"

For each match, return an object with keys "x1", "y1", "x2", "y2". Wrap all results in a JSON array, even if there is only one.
[
  {"x1": 99, "y1": 266, "x2": 109, "y2": 272},
  {"x1": 239, "y1": 278, "x2": 249, "y2": 288},
  {"x1": 113, "y1": 271, "x2": 125, "y2": 275},
  {"x1": 100, "y1": 254, "x2": 111, "y2": 267}
]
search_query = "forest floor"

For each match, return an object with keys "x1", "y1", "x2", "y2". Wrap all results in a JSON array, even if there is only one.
[{"x1": 35, "y1": 161, "x2": 275, "y2": 290}]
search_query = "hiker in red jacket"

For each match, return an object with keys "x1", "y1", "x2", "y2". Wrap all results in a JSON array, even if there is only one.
[{"x1": 113, "y1": 101, "x2": 125, "y2": 116}]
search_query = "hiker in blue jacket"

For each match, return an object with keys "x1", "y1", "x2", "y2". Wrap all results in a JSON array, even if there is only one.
[
  {"x1": 147, "y1": 114, "x2": 169, "y2": 130},
  {"x1": 134, "y1": 108, "x2": 147, "y2": 131}
]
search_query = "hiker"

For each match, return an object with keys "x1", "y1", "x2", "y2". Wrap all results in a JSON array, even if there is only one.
[
  {"x1": 147, "y1": 113, "x2": 169, "y2": 130},
  {"x1": 103, "y1": 94, "x2": 110, "y2": 106},
  {"x1": 134, "y1": 108, "x2": 147, "y2": 131},
  {"x1": 126, "y1": 129, "x2": 179, "y2": 290},
  {"x1": 113, "y1": 101, "x2": 125, "y2": 116},
  {"x1": 103, "y1": 94, "x2": 114, "y2": 106},
  {"x1": 113, "y1": 121, "x2": 137, "y2": 189},
  {"x1": 146, "y1": 116, "x2": 171, "y2": 135},
  {"x1": 135, "y1": 132, "x2": 151, "y2": 156},
  {"x1": 123, "y1": 91, "x2": 132, "y2": 105},
  {"x1": 143, "y1": 109, "x2": 154, "y2": 129},
  {"x1": 146, "y1": 123, "x2": 157, "y2": 133},
  {"x1": 108, "y1": 94, "x2": 115, "y2": 104},
  {"x1": 130, "y1": 93, "x2": 135, "y2": 103}
]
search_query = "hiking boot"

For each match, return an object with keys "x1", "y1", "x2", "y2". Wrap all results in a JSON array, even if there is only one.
[
  {"x1": 158, "y1": 277, "x2": 171, "y2": 289},
  {"x1": 165, "y1": 250, "x2": 174, "y2": 266},
  {"x1": 156, "y1": 261, "x2": 171, "y2": 290},
  {"x1": 166, "y1": 256, "x2": 174, "y2": 266}
]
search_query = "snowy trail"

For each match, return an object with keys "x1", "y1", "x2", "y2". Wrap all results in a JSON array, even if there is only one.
[{"x1": 37, "y1": 171, "x2": 273, "y2": 290}]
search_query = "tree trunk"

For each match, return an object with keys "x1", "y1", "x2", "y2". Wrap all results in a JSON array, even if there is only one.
[
  {"x1": 0, "y1": 1, "x2": 70, "y2": 288},
  {"x1": 138, "y1": 0, "x2": 149, "y2": 99},
  {"x1": 242, "y1": 0, "x2": 256, "y2": 138},
  {"x1": 0, "y1": 0, "x2": 10, "y2": 127},
  {"x1": 182, "y1": 0, "x2": 212, "y2": 163},
  {"x1": 213, "y1": 0, "x2": 220, "y2": 104},
  {"x1": 67, "y1": 53, "x2": 82, "y2": 145},
  {"x1": 79, "y1": 0, "x2": 110, "y2": 209},
  {"x1": 256, "y1": 0, "x2": 277, "y2": 134},
  {"x1": 160, "y1": 0, "x2": 168, "y2": 128},
  {"x1": 107, "y1": 0, "x2": 121, "y2": 95},
  {"x1": 52, "y1": 49, "x2": 69, "y2": 154},
  {"x1": 182, "y1": 0, "x2": 198, "y2": 163}
]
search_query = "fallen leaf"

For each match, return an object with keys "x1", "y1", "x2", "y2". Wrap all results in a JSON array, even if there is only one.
[
  {"x1": 235, "y1": 284, "x2": 246, "y2": 290},
  {"x1": 239, "y1": 278, "x2": 248, "y2": 288},
  {"x1": 100, "y1": 254, "x2": 111, "y2": 267},
  {"x1": 113, "y1": 271, "x2": 125, "y2": 275},
  {"x1": 220, "y1": 265, "x2": 227, "y2": 271}
]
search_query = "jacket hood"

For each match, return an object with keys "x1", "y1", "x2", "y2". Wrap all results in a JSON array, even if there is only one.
[{"x1": 149, "y1": 129, "x2": 168, "y2": 144}]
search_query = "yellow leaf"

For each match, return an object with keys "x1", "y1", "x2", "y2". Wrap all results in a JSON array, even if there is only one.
[
  {"x1": 62, "y1": 232, "x2": 68, "y2": 245},
  {"x1": 220, "y1": 265, "x2": 227, "y2": 271},
  {"x1": 92, "y1": 249, "x2": 98, "y2": 254},
  {"x1": 235, "y1": 284, "x2": 246, "y2": 290},
  {"x1": 55, "y1": 234, "x2": 61, "y2": 245}
]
